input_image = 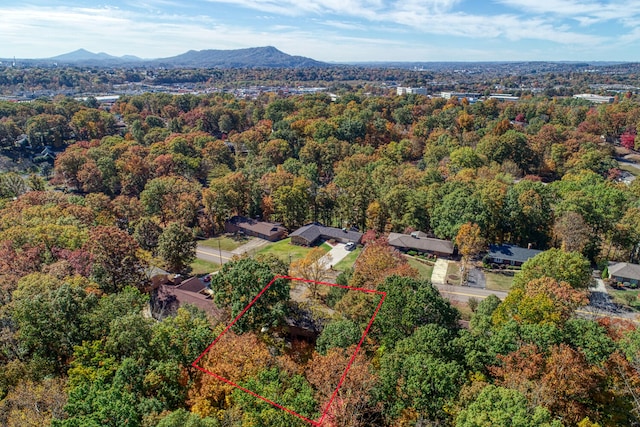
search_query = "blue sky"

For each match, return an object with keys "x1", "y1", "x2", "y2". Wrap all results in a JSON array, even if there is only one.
[{"x1": 1, "y1": 0, "x2": 639, "y2": 62}]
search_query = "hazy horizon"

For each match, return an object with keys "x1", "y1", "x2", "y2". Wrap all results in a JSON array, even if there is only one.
[{"x1": 1, "y1": 1, "x2": 640, "y2": 62}]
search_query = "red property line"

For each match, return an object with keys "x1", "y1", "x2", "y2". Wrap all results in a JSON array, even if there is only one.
[
  {"x1": 191, "y1": 275, "x2": 386, "y2": 426},
  {"x1": 192, "y1": 275, "x2": 283, "y2": 366},
  {"x1": 316, "y1": 289, "x2": 386, "y2": 426},
  {"x1": 192, "y1": 365, "x2": 317, "y2": 425}
]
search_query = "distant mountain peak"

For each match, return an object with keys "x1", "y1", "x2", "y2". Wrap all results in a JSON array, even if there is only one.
[
  {"x1": 51, "y1": 49, "x2": 116, "y2": 61},
  {"x1": 154, "y1": 46, "x2": 327, "y2": 68},
  {"x1": 41, "y1": 46, "x2": 326, "y2": 68}
]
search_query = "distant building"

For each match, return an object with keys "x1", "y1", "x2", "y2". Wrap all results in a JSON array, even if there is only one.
[
  {"x1": 440, "y1": 92, "x2": 481, "y2": 101},
  {"x1": 487, "y1": 244, "x2": 542, "y2": 267},
  {"x1": 397, "y1": 87, "x2": 428, "y2": 95},
  {"x1": 489, "y1": 94, "x2": 519, "y2": 102},
  {"x1": 289, "y1": 223, "x2": 362, "y2": 246},
  {"x1": 387, "y1": 231, "x2": 454, "y2": 258},
  {"x1": 573, "y1": 94, "x2": 615, "y2": 104},
  {"x1": 224, "y1": 216, "x2": 287, "y2": 242}
]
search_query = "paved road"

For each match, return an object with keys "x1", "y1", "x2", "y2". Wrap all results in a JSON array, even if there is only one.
[
  {"x1": 577, "y1": 305, "x2": 639, "y2": 322},
  {"x1": 232, "y1": 238, "x2": 270, "y2": 255},
  {"x1": 435, "y1": 283, "x2": 639, "y2": 323},
  {"x1": 196, "y1": 237, "x2": 271, "y2": 265},
  {"x1": 196, "y1": 244, "x2": 235, "y2": 265}
]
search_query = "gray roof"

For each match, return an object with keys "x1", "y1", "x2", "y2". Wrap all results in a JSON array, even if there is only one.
[
  {"x1": 488, "y1": 244, "x2": 542, "y2": 263},
  {"x1": 227, "y1": 216, "x2": 286, "y2": 237},
  {"x1": 388, "y1": 232, "x2": 454, "y2": 255},
  {"x1": 609, "y1": 262, "x2": 640, "y2": 281},
  {"x1": 290, "y1": 223, "x2": 362, "y2": 244}
]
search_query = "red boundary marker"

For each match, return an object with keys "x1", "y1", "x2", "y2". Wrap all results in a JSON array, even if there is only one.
[{"x1": 191, "y1": 275, "x2": 386, "y2": 426}]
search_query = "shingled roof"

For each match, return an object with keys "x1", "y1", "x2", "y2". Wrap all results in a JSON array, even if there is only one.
[
  {"x1": 488, "y1": 244, "x2": 542, "y2": 264},
  {"x1": 289, "y1": 223, "x2": 362, "y2": 245},
  {"x1": 226, "y1": 216, "x2": 286, "y2": 239},
  {"x1": 388, "y1": 232, "x2": 454, "y2": 255},
  {"x1": 609, "y1": 262, "x2": 640, "y2": 281}
]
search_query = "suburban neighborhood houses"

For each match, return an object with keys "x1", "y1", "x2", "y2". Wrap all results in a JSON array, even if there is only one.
[{"x1": 7, "y1": 51, "x2": 640, "y2": 425}]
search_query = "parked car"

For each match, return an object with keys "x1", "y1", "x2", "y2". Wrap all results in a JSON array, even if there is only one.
[{"x1": 345, "y1": 242, "x2": 356, "y2": 251}]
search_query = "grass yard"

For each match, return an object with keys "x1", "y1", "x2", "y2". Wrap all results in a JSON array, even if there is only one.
[
  {"x1": 190, "y1": 258, "x2": 221, "y2": 276},
  {"x1": 407, "y1": 257, "x2": 434, "y2": 280},
  {"x1": 485, "y1": 271, "x2": 515, "y2": 292},
  {"x1": 619, "y1": 163, "x2": 640, "y2": 176},
  {"x1": 333, "y1": 248, "x2": 362, "y2": 271},
  {"x1": 257, "y1": 238, "x2": 330, "y2": 264},
  {"x1": 609, "y1": 288, "x2": 640, "y2": 311},
  {"x1": 199, "y1": 235, "x2": 251, "y2": 252},
  {"x1": 446, "y1": 262, "x2": 462, "y2": 285},
  {"x1": 450, "y1": 300, "x2": 474, "y2": 321}
]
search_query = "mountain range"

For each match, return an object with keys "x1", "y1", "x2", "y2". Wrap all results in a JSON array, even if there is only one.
[{"x1": 10, "y1": 46, "x2": 328, "y2": 68}]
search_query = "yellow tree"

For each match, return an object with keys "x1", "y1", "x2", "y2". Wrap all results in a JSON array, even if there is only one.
[
  {"x1": 455, "y1": 222, "x2": 486, "y2": 282},
  {"x1": 189, "y1": 332, "x2": 272, "y2": 419},
  {"x1": 492, "y1": 277, "x2": 588, "y2": 327},
  {"x1": 289, "y1": 247, "x2": 332, "y2": 298},
  {"x1": 306, "y1": 347, "x2": 378, "y2": 427}
]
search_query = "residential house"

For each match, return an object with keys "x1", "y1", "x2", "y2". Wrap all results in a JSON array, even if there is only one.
[
  {"x1": 387, "y1": 231, "x2": 454, "y2": 258},
  {"x1": 224, "y1": 216, "x2": 287, "y2": 242},
  {"x1": 609, "y1": 262, "x2": 640, "y2": 286},
  {"x1": 487, "y1": 244, "x2": 542, "y2": 267},
  {"x1": 150, "y1": 276, "x2": 223, "y2": 320},
  {"x1": 289, "y1": 223, "x2": 363, "y2": 246}
]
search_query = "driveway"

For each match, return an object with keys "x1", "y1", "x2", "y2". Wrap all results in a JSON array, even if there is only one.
[
  {"x1": 232, "y1": 238, "x2": 270, "y2": 255},
  {"x1": 431, "y1": 259, "x2": 449, "y2": 285},
  {"x1": 466, "y1": 267, "x2": 486, "y2": 289},
  {"x1": 320, "y1": 242, "x2": 352, "y2": 269}
]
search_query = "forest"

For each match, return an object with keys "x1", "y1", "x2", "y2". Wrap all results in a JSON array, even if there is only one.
[{"x1": 1, "y1": 87, "x2": 640, "y2": 426}]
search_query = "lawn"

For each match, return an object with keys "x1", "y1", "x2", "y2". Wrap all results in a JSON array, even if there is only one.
[
  {"x1": 190, "y1": 258, "x2": 221, "y2": 276},
  {"x1": 446, "y1": 262, "x2": 462, "y2": 285},
  {"x1": 199, "y1": 235, "x2": 251, "y2": 252},
  {"x1": 407, "y1": 257, "x2": 434, "y2": 280},
  {"x1": 257, "y1": 238, "x2": 330, "y2": 264},
  {"x1": 333, "y1": 248, "x2": 362, "y2": 271},
  {"x1": 450, "y1": 300, "x2": 474, "y2": 321},
  {"x1": 619, "y1": 163, "x2": 639, "y2": 176},
  {"x1": 485, "y1": 271, "x2": 515, "y2": 292},
  {"x1": 609, "y1": 288, "x2": 640, "y2": 311}
]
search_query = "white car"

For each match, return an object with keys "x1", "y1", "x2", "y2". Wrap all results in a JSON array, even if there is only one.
[{"x1": 345, "y1": 242, "x2": 356, "y2": 251}]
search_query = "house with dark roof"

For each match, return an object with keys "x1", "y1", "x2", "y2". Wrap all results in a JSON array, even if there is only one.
[
  {"x1": 609, "y1": 262, "x2": 640, "y2": 286},
  {"x1": 150, "y1": 276, "x2": 223, "y2": 320},
  {"x1": 387, "y1": 231, "x2": 454, "y2": 258},
  {"x1": 289, "y1": 223, "x2": 363, "y2": 246},
  {"x1": 487, "y1": 244, "x2": 542, "y2": 267},
  {"x1": 224, "y1": 216, "x2": 287, "y2": 242}
]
